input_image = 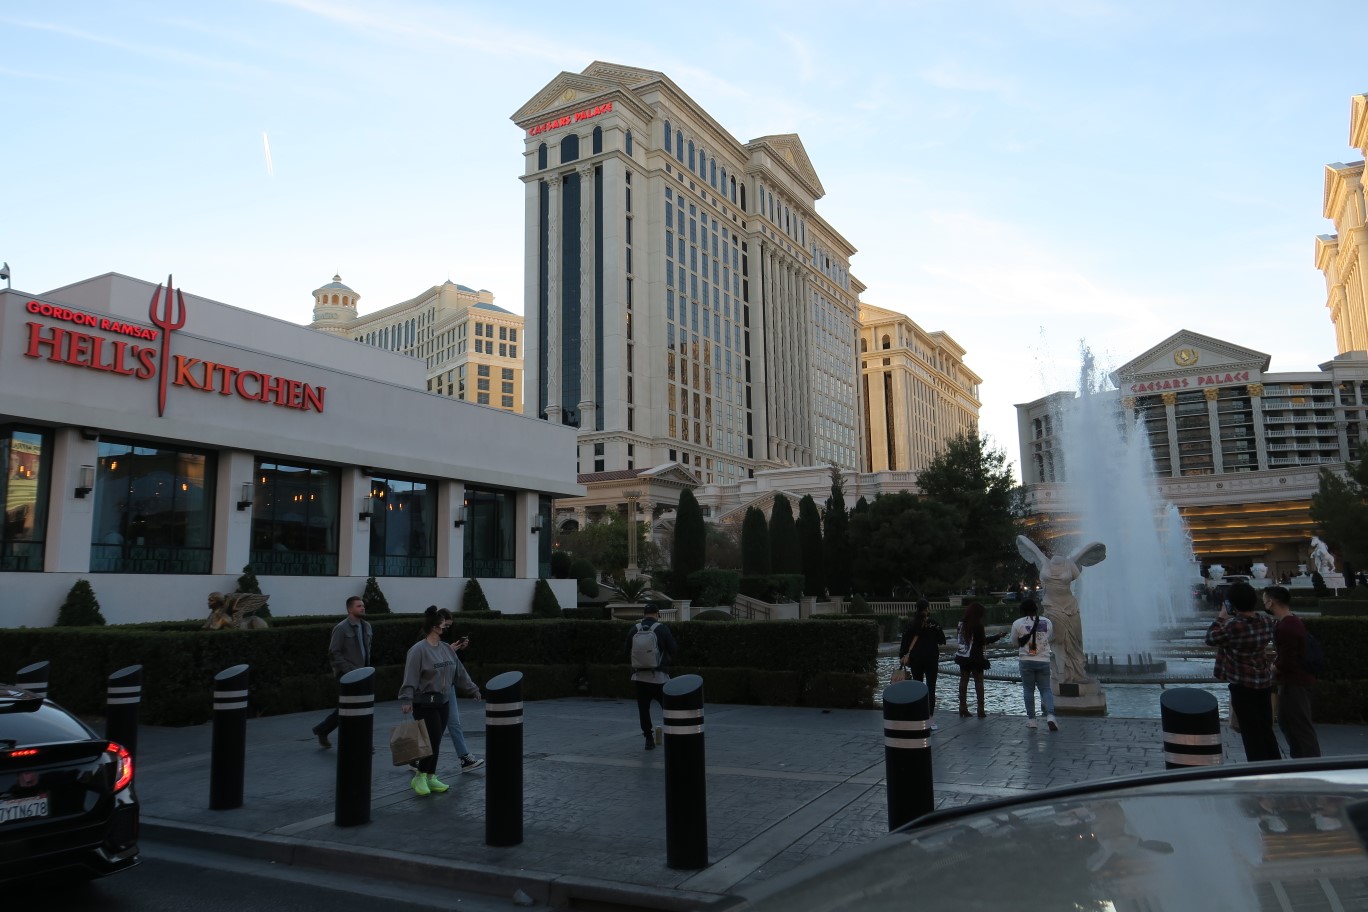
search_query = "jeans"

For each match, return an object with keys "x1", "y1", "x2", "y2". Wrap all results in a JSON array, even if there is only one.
[
  {"x1": 445, "y1": 685, "x2": 470, "y2": 757},
  {"x1": 1019, "y1": 660, "x2": 1054, "y2": 717}
]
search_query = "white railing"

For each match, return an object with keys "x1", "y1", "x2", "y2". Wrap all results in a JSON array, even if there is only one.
[{"x1": 733, "y1": 594, "x2": 773, "y2": 620}]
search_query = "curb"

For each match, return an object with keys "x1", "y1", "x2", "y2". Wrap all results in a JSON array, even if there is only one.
[{"x1": 142, "y1": 817, "x2": 729, "y2": 911}]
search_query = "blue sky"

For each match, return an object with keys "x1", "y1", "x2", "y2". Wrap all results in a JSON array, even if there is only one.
[{"x1": 5, "y1": 1, "x2": 1364, "y2": 479}]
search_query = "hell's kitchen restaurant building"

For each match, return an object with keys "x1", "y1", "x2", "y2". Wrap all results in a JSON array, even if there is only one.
[{"x1": 0, "y1": 272, "x2": 582, "y2": 627}]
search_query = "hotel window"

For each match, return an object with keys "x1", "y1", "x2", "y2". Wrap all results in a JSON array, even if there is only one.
[
  {"x1": 509, "y1": 328, "x2": 517, "y2": 343},
  {"x1": 500, "y1": 344, "x2": 507, "y2": 357},
  {"x1": 502, "y1": 381, "x2": 514, "y2": 394},
  {"x1": 367, "y1": 474, "x2": 437, "y2": 577},
  {"x1": 502, "y1": 367, "x2": 514, "y2": 380},
  {"x1": 664, "y1": 121, "x2": 672, "y2": 154},
  {"x1": 478, "y1": 364, "x2": 490, "y2": 377},
  {"x1": 509, "y1": 345, "x2": 517, "y2": 358},
  {"x1": 477, "y1": 392, "x2": 490, "y2": 405},
  {"x1": 560, "y1": 133, "x2": 579, "y2": 163},
  {"x1": 464, "y1": 486, "x2": 515, "y2": 578},
  {"x1": 249, "y1": 460, "x2": 339, "y2": 576},
  {"x1": 625, "y1": 130, "x2": 633, "y2": 156},
  {"x1": 1, "y1": 427, "x2": 51, "y2": 571},
  {"x1": 502, "y1": 395, "x2": 514, "y2": 409},
  {"x1": 90, "y1": 439, "x2": 215, "y2": 575},
  {"x1": 478, "y1": 379, "x2": 490, "y2": 392},
  {"x1": 592, "y1": 126, "x2": 602, "y2": 154},
  {"x1": 538, "y1": 143, "x2": 547, "y2": 170},
  {"x1": 499, "y1": 326, "x2": 508, "y2": 340}
]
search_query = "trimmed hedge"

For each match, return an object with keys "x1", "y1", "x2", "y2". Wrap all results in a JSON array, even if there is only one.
[
  {"x1": 688, "y1": 569, "x2": 740, "y2": 608},
  {"x1": 0, "y1": 618, "x2": 878, "y2": 725}
]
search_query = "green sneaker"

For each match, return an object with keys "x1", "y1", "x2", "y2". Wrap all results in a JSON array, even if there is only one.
[
  {"x1": 426, "y1": 774, "x2": 450, "y2": 793},
  {"x1": 410, "y1": 773, "x2": 431, "y2": 796}
]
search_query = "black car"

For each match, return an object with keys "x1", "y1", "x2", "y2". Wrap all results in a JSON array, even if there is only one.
[
  {"x1": 718, "y1": 758, "x2": 1368, "y2": 911},
  {"x1": 0, "y1": 685, "x2": 138, "y2": 883}
]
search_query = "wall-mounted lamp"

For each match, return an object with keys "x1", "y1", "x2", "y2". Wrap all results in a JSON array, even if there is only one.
[
  {"x1": 452, "y1": 505, "x2": 466, "y2": 529},
  {"x1": 359, "y1": 496, "x2": 374, "y2": 522},
  {"x1": 79, "y1": 427, "x2": 101, "y2": 441},
  {"x1": 74, "y1": 465, "x2": 94, "y2": 498},
  {"x1": 237, "y1": 482, "x2": 254, "y2": 511},
  {"x1": 360, "y1": 467, "x2": 377, "y2": 477},
  {"x1": 531, "y1": 513, "x2": 545, "y2": 534}
]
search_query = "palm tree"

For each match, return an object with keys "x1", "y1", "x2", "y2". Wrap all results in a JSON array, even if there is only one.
[{"x1": 601, "y1": 572, "x2": 666, "y2": 604}]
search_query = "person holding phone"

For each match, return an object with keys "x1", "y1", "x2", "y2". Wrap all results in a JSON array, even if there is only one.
[
  {"x1": 436, "y1": 608, "x2": 485, "y2": 772},
  {"x1": 1204, "y1": 582, "x2": 1279, "y2": 762}
]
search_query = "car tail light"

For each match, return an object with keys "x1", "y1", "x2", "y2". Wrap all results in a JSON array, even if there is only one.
[
  {"x1": 105, "y1": 741, "x2": 133, "y2": 792},
  {"x1": 7, "y1": 748, "x2": 39, "y2": 759}
]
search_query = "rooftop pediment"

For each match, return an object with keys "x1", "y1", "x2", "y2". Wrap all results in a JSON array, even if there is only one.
[
  {"x1": 748, "y1": 133, "x2": 825, "y2": 199},
  {"x1": 1113, "y1": 330, "x2": 1271, "y2": 388}
]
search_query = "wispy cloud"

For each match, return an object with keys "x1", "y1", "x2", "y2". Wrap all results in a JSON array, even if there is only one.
[{"x1": 4, "y1": 18, "x2": 268, "y2": 77}]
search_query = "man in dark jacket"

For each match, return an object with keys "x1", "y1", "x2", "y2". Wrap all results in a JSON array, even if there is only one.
[
  {"x1": 1264, "y1": 585, "x2": 1321, "y2": 758},
  {"x1": 312, "y1": 595, "x2": 372, "y2": 748},
  {"x1": 626, "y1": 604, "x2": 677, "y2": 751}
]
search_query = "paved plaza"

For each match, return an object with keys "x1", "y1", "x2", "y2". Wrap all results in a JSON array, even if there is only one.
[{"x1": 133, "y1": 693, "x2": 1368, "y2": 910}]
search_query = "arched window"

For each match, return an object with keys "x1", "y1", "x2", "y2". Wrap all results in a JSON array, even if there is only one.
[
  {"x1": 342, "y1": 296, "x2": 349, "y2": 306},
  {"x1": 663, "y1": 121, "x2": 671, "y2": 154},
  {"x1": 739, "y1": 185, "x2": 746, "y2": 211},
  {"x1": 860, "y1": 338, "x2": 868, "y2": 353},
  {"x1": 560, "y1": 133, "x2": 579, "y2": 163},
  {"x1": 675, "y1": 130, "x2": 684, "y2": 163},
  {"x1": 331, "y1": 294, "x2": 339, "y2": 304},
  {"x1": 625, "y1": 130, "x2": 633, "y2": 155},
  {"x1": 537, "y1": 143, "x2": 547, "y2": 170},
  {"x1": 687, "y1": 140, "x2": 695, "y2": 172},
  {"x1": 710, "y1": 159, "x2": 717, "y2": 187},
  {"x1": 730, "y1": 176, "x2": 737, "y2": 203},
  {"x1": 881, "y1": 335, "x2": 891, "y2": 350},
  {"x1": 592, "y1": 126, "x2": 602, "y2": 154}
]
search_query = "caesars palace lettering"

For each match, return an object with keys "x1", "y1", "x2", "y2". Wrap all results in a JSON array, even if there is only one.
[
  {"x1": 527, "y1": 101, "x2": 613, "y2": 136},
  {"x1": 21, "y1": 299, "x2": 326, "y2": 413},
  {"x1": 1128, "y1": 370, "x2": 1252, "y2": 394}
]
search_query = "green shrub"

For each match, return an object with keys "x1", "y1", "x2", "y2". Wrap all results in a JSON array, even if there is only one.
[
  {"x1": 849, "y1": 594, "x2": 869, "y2": 614},
  {"x1": 363, "y1": 576, "x2": 391, "y2": 614},
  {"x1": 564, "y1": 606, "x2": 609, "y2": 620},
  {"x1": 461, "y1": 578, "x2": 491, "y2": 613},
  {"x1": 673, "y1": 666, "x2": 751, "y2": 703},
  {"x1": 569, "y1": 558, "x2": 598, "y2": 597},
  {"x1": 815, "y1": 612, "x2": 899, "y2": 641},
  {"x1": 693, "y1": 609, "x2": 736, "y2": 621},
  {"x1": 1313, "y1": 678, "x2": 1368, "y2": 724},
  {"x1": 550, "y1": 550, "x2": 573, "y2": 579},
  {"x1": 689, "y1": 569, "x2": 740, "y2": 608},
  {"x1": 531, "y1": 579, "x2": 562, "y2": 617},
  {"x1": 56, "y1": 580, "x2": 105, "y2": 627}
]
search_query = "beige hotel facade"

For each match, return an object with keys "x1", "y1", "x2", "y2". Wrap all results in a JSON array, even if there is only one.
[
  {"x1": 1317, "y1": 93, "x2": 1368, "y2": 355},
  {"x1": 511, "y1": 62, "x2": 865, "y2": 514}
]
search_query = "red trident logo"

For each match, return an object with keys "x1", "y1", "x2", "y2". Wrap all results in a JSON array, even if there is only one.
[{"x1": 148, "y1": 275, "x2": 186, "y2": 418}]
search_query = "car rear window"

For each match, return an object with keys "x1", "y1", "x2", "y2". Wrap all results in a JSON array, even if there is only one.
[{"x1": 0, "y1": 697, "x2": 96, "y2": 747}]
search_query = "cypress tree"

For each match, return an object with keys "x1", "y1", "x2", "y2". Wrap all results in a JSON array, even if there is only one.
[
  {"x1": 742, "y1": 506, "x2": 771, "y2": 576},
  {"x1": 56, "y1": 579, "x2": 106, "y2": 626},
  {"x1": 768, "y1": 494, "x2": 800, "y2": 574},
  {"x1": 461, "y1": 577, "x2": 492, "y2": 613},
  {"x1": 362, "y1": 576, "x2": 390, "y2": 614},
  {"x1": 672, "y1": 489, "x2": 707, "y2": 598},
  {"x1": 531, "y1": 578, "x2": 562, "y2": 616},
  {"x1": 797, "y1": 494, "x2": 825, "y2": 597},
  {"x1": 824, "y1": 466, "x2": 852, "y2": 596}
]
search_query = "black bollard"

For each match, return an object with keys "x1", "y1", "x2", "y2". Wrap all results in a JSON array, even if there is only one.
[
  {"x1": 210, "y1": 664, "x2": 250, "y2": 810},
  {"x1": 1160, "y1": 687, "x2": 1222, "y2": 770},
  {"x1": 662, "y1": 674, "x2": 708, "y2": 870},
  {"x1": 484, "y1": 671, "x2": 523, "y2": 847},
  {"x1": 884, "y1": 679, "x2": 934, "y2": 830},
  {"x1": 16, "y1": 661, "x2": 49, "y2": 699},
  {"x1": 335, "y1": 667, "x2": 375, "y2": 827},
  {"x1": 105, "y1": 665, "x2": 143, "y2": 762}
]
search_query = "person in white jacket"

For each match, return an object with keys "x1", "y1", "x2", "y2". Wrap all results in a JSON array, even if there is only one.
[{"x1": 1010, "y1": 599, "x2": 1058, "y2": 731}]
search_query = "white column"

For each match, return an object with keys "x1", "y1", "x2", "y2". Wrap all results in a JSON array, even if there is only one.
[
  {"x1": 1163, "y1": 393, "x2": 1181, "y2": 474},
  {"x1": 339, "y1": 469, "x2": 368, "y2": 578},
  {"x1": 46, "y1": 428, "x2": 97, "y2": 573},
  {"x1": 215, "y1": 450, "x2": 256, "y2": 575},
  {"x1": 545, "y1": 173, "x2": 563, "y2": 423},
  {"x1": 515, "y1": 491, "x2": 539, "y2": 579},
  {"x1": 438, "y1": 480, "x2": 466, "y2": 579},
  {"x1": 1248, "y1": 383, "x2": 1269, "y2": 471}
]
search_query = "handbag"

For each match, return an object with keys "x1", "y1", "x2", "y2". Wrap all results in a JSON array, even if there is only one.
[
  {"x1": 389, "y1": 718, "x2": 433, "y2": 767},
  {"x1": 891, "y1": 667, "x2": 909, "y2": 683}
]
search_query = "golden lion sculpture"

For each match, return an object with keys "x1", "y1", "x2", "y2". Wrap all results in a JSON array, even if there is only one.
[{"x1": 204, "y1": 592, "x2": 270, "y2": 630}]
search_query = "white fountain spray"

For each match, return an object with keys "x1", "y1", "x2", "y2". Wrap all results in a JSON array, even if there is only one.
[{"x1": 1054, "y1": 346, "x2": 1199, "y2": 664}]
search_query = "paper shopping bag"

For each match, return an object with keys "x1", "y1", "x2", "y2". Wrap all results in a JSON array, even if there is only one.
[{"x1": 390, "y1": 718, "x2": 433, "y2": 767}]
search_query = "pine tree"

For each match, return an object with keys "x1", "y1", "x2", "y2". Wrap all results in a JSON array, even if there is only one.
[
  {"x1": 797, "y1": 494, "x2": 825, "y2": 597},
  {"x1": 671, "y1": 489, "x2": 707, "y2": 598},
  {"x1": 362, "y1": 576, "x2": 391, "y2": 614},
  {"x1": 768, "y1": 494, "x2": 800, "y2": 574},
  {"x1": 462, "y1": 577, "x2": 492, "y2": 613},
  {"x1": 742, "y1": 506, "x2": 771, "y2": 576},
  {"x1": 56, "y1": 579, "x2": 106, "y2": 626},
  {"x1": 823, "y1": 465, "x2": 852, "y2": 596}
]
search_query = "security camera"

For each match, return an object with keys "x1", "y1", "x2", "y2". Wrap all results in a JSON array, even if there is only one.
[{"x1": 0, "y1": 263, "x2": 10, "y2": 282}]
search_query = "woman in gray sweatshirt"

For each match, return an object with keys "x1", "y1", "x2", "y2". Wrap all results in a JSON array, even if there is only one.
[{"x1": 398, "y1": 606, "x2": 457, "y2": 795}]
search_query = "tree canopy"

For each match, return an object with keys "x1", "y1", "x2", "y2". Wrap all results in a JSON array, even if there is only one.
[
  {"x1": 768, "y1": 494, "x2": 800, "y2": 573},
  {"x1": 557, "y1": 512, "x2": 660, "y2": 576},
  {"x1": 671, "y1": 489, "x2": 707, "y2": 596},
  {"x1": 916, "y1": 432, "x2": 1021, "y2": 589},
  {"x1": 742, "y1": 506, "x2": 771, "y2": 575},
  {"x1": 823, "y1": 465, "x2": 852, "y2": 596},
  {"x1": 1310, "y1": 459, "x2": 1368, "y2": 571},
  {"x1": 848, "y1": 493, "x2": 965, "y2": 597},
  {"x1": 796, "y1": 494, "x2": 825, "y2": 597}
]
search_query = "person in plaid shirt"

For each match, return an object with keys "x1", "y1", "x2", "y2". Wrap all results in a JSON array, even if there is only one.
[{"x1": 1205, "y1": 581, "x2": 1280, "y2": 761}]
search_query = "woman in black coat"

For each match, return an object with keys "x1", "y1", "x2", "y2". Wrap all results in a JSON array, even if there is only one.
[
  {"x1": 899, "y1": 600, "x2": 947, "y2": 728},
  {"x1": 954, "y1": 601, "x2": 1004, "y2": 718}
]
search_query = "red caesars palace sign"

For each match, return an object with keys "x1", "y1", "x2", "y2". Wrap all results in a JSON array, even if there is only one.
[
  {"x1": 21, "y1": 276, "x2": 326, "y2": 417},
  {"x1": 527, "y1": 101, "x2": 613, "y2": 136}
]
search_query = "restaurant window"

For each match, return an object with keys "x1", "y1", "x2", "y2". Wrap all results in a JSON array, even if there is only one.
[
  {"x1": 249, "y1": 460, "x2": 339, "y2": 576},
  {"x1": 367, "y1": 474, "x2": 437, "y2": 577},
  {"x1": 463, "y1": 486, "x2": 515, "y2": 578},
  {"x1": 90, "y1": 439, "x2": 215, "y2": 574},
  {"x1": 1, "y1": 427, "x2": 51, "y2": 571}
]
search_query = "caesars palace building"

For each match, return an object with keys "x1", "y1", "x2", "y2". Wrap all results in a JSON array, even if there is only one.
[{"x1": 0, "y1": 272, "x2": 581, "y2": 628}]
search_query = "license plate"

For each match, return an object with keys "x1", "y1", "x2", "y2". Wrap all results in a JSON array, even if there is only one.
[{"x1": 0, "y1": 794, "x2": 48, "y2": 824}]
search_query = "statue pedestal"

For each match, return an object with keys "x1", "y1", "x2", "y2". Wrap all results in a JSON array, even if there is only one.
[
  {"x1": 1323, "y1": 573, "x2": 1346, "y2": 589},
  {"x1": 1052, "y1": 678, "x2": 1107, "y2": 716},
  {"x1": 1289, "y1": 575, "x2": 1315, "y2": 589}
]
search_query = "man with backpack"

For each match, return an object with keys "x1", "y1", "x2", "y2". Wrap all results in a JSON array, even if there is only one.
[
  {"x1": 627, "y1": 603, "x2": 677, "y2": 751},
  {"x1": 1264, "y1": 585, "x2": 1322, "y2": 758}
]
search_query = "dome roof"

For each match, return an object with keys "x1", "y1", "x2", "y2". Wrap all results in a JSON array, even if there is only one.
[{"x1": 313, "y1": 274, "x2": 357, "y2": 297}]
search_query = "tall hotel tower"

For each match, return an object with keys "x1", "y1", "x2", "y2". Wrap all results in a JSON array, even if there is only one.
[{"x1": 512, "y1": 63, "x2": 864, "y2": 487}]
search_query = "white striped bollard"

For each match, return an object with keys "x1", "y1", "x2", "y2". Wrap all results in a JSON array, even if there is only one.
[
  {"x1": 485, "y1": 671, "x2": 523, "y2": 847},
  {"x1": 210, "y1": 664, "x2": 250, "y2": 810},
  {"x1": 884, "y1": 679, "x2": 933, "y2": 830},
  {"x1": 105, "y1": 665, "x2": 143, "y2": 762},
  {"x1": 1161, "y1": 688, "x2": 1222, "y2": 769},
  {"x1": 335, "y1": 667, "x2": 374, "y2": 827},
  {"x1": 663, "y1": 674, "x2": 708, "y2": 870},
  {"x1": 16, "y1": 661, "x2": 49, "y2": 699}
]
